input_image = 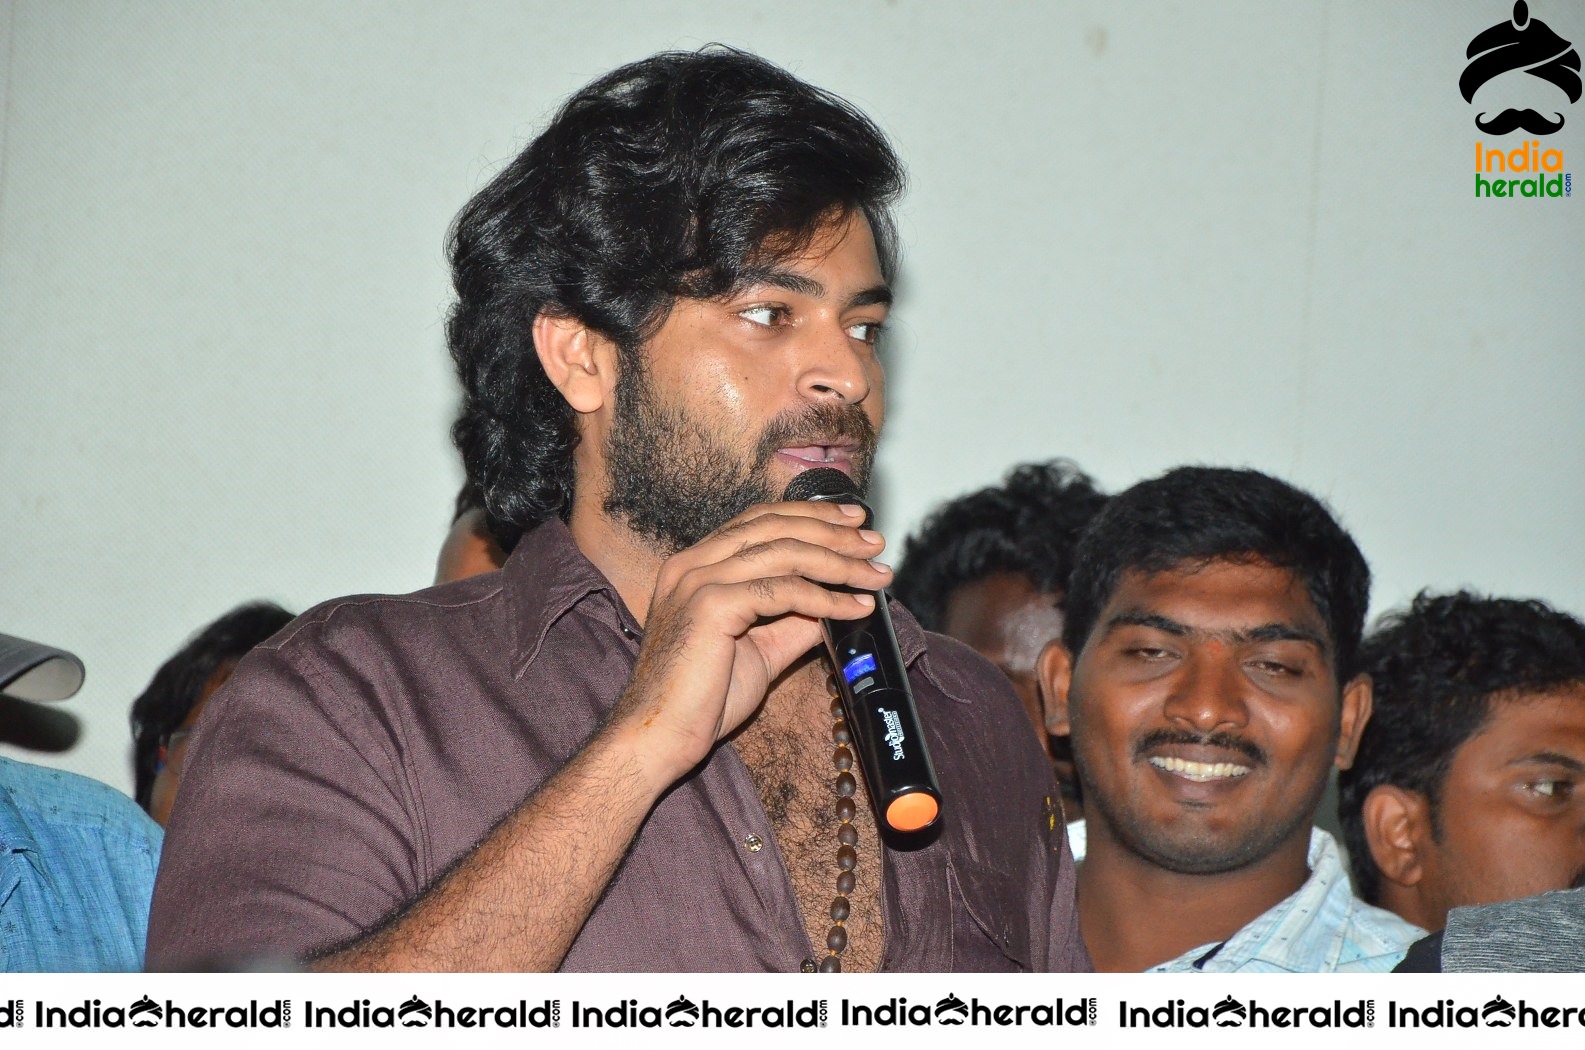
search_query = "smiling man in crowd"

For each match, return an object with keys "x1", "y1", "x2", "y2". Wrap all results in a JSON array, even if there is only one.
[
  {"x1": 1039, "y1": 466, "x2": 1421, "y2": 972},
  {"x1": 1338, "y1": 590, "x2": 1585, "y2": 933},
  {"x1": 147, "y1": 48, "x2": 1084, "y2": 973}
]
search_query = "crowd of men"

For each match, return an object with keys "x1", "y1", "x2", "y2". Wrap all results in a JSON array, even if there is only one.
[{"x1": 3, "y1": 47, "x2": 1581, "y2": 974}]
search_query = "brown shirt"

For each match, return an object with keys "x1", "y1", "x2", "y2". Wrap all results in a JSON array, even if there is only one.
[{"x1": 147, "y1": 520, "x2": 1087, "y2": 972}]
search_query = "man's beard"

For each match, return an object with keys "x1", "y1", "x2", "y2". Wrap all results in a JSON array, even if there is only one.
[{"x1": 602, "y1": 356, "x2": 877, "y2": 555}]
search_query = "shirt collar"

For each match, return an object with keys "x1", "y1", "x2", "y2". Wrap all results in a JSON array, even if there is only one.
[
  {"x1": 502, "y1": 517, "x2": 930, "y2": 677},
  {"x1": 1153, "y1": 828, "x2": 1408, "y2": 972},
  {"x1": 502, "y1": 519, "x2": 635, "y2": 678}
]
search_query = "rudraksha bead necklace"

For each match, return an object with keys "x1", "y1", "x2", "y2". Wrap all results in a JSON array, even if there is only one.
[{"x1": 821, "y1": 674, "x2": 859, "y2": 972}]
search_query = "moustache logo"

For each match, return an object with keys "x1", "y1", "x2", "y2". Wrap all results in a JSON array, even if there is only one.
[
  {"x1": 1213, "y1": 996, "x2": 1247, "y2": 1027},
  {"x1": 1482, "y1": 995, "x2": 1517, "y2": 1026},
  {"x1": 1476, "y1": 107, "x2": 1567, "y2": 134},
  {"x1": 934, "y1": 994, "x2": 970, "y2": 1024}
]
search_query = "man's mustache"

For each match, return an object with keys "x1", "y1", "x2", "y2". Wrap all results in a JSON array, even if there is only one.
[
  {"x1": 1475, "y1": 108, "x2": 1566, "y2": 135},
  {"x1": 1133, "y1": 727, "x2": 1267, "y2": 767},
  {"x1": 751, "y1": 402, "x2": 878, "y2": 479}
]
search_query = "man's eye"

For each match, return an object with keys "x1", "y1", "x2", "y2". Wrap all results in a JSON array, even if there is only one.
[
  {"x1": 1128, "y1": 647, "x2": 1173, "y2": 661},
  {"x1": 1250, "y1": 660, "x2": 1298, "y2": 676},
  {"x1": 847, "y1": 321, "x2": 885, "y2": 344},
  {"x1": 738, "y1": 305, "x2": 789, "y2": 327},
  {"x1": 1527, "y1": 779, "x2": 1573, "y2": 799}
]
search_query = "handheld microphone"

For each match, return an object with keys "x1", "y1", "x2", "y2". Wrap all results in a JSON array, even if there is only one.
[{"x1": 783, "y1": 468, "x2": 943, "y2": 834}]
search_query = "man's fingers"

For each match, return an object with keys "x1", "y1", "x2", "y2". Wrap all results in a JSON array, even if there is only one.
[
  {"x1": 694, "y1": 575, "x2": 876, "y2": 636},
  {"x1": 674, "y1": 536, "x2": 891, "y2": 597}
]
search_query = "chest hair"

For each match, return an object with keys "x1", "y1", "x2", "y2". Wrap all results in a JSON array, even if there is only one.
[{"x1": 732, "y1": 660, "x2": 886, "y2": 973}]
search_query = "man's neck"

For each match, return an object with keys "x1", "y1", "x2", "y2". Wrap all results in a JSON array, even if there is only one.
[
  {"x1": 567, "y1": 495, "x2": 668, "y2": 627},
  {"x1": 1077, "y1": 822, "x2": 1313, "y2": 972}
]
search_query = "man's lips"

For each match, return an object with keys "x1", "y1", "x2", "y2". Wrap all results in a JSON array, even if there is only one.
[
  {"x1": 1135, "y1": 729, "x2": 1265, "y2": 785},
  {"x1": 776, "y1": 444, "x2": 856, "y2": 472},
  {"x1": 1148, "y1": 755, "x2": 1252, "y2": 783}
]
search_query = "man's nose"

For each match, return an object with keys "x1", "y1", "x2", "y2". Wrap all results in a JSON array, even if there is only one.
[
  {"x1": 1161, "y1": 645, "x2": 1251, "y2": 733},
  {"x1": 796, "y1": 321, "x2": 873, "y2": 404}
]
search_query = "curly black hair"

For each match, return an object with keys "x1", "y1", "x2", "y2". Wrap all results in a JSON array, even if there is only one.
[
  {"x1": 129, "y1": 601, "x2": 294, "y2": 811},
  {"x1": 447, "y1": 47, "x2": 904, "y2": 532},
  {"x1": 1337, "y1": 590, "x2": 1585, "y2": 902},
  {"x1": 1062, "y1": 466, "x2": 1372, "y2": 680},
  {"x1": 891, "y1": 459, "x2": 1107, "y2": 631}
]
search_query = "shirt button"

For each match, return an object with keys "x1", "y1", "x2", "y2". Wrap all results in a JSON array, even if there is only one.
[
  {"x1": 799, "y1": 958, "x2": 817, "y2": 973},
  {"x1": 744, "y1": 834, "x2": 764, "y2": 853}
]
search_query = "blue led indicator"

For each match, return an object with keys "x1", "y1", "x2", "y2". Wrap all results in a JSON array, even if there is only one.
[{"x1": 842, "y1": 653, "x2": 877, "y2": 684}]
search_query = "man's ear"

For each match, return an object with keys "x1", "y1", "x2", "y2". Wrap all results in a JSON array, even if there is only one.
[
  {"x1": 1362, "y1": 784, "x2": 1430, "y2": 891},
  {"x1": 1037, "y1": 641, "x2": 1075, "y2": 738},
  {"x1": 533, "y1": 311, "x2": 616, "y2": 414},
  {"x1": 1333, "y1": 673, "x2": 1373, "y2": 770}
]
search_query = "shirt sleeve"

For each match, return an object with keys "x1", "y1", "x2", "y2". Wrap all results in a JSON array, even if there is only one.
[{"x1": 145, "y1": 621, "x2": 424, "y2": 970}]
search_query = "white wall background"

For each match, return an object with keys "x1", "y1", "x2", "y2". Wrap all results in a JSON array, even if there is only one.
[{"x1": 2, "y1": 0, "x2": 1581, "y2": 795}]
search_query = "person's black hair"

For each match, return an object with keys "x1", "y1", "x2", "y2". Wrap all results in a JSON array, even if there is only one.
[
  {"x1": 451, "y1": 477, "x2": 522, "y2": 555},
  {"x1": 891, "y1": 459, "x2": 1107, "y2": 631},
  {"x1": 1062, "y1": 466, "x2": 1371, "y2": 680},
  {"x1": 447, "y1": 46, "x2": 905, "y2": 533},
  {"x1": 1337, "y1": 590, "x2": 1585, "y2": 902},
  {"x1": 129, "y1": 601, "x2": 294, "y2": 811}
]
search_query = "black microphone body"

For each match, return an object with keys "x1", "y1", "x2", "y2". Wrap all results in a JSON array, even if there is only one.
[{"x1": 783, "y1": 468, "x2": 943, "y2": 834}]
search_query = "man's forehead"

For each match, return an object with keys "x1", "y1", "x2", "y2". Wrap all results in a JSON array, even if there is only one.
[{"x1": 1103, "y1": 558, "x2": 1330, "y2": 639}]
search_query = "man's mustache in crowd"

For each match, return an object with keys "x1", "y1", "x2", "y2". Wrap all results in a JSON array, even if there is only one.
[
  {"x1": 1475, "y1": 108, "x2": 1566, "y2": 135},
  {"x1": 751, "y1": 402, "x2": 878, "y2": 474},
  {"x1": 1133, "y1": 727, "x2": 1267, "y2": 767}
]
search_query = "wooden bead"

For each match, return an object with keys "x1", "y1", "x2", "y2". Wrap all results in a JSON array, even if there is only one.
[
  {"x1": 832, "y1": 746, "x2": 853, "y2": 771},
  {"x1": 830, "y1": 895, "x2": 851, "y2": 922},
  {"x1": 819, "y1": 956, "x2": 842, "y2": 973},
  {"x1": 837, "y1": 844, "x2": 858, "y2": 870},
  {"x1": 826, "y1": 925, "x2": 849, "y2": 952},
  {"x1": 838, "y1": 823, "x2": 858, "y2": 846},
  {"x1": 832, "y1": 721, "x2": 851, "y2": 746},
  {"x1": 837, "y1": 870, "x2": 856, "y2": 895},
  {"x1": 835, "y1": 771, "x2": 856, "y2": 797},
  {"x1": 836, "y1": 797, "x2": 856, "y2": 822}
]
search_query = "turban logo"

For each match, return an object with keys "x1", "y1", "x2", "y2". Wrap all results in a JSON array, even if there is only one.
[
  {"x1": 129, "y1": 995, "x2": 163, "y2": 1027},
  {"x1": 1462, "y1": 2, "x2": 1581, "y2": 134}
]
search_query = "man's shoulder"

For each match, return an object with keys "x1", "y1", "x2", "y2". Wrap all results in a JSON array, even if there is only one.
[
  {"x1": 0, "y1": 755, "x2": 161, "y2": 853},
  {"x1": 264, "y1": 577, "x2": 500, "y2": 650},
  {"x1": 1333, "y1": 893, "x2": 1425, "y2": 966},
  {"x1": 913, "y1": 627, "x2": 1017, "y2": 706},
  {"x1": 1284, "y1": 830, "x2": 1423, "y2": 971}
]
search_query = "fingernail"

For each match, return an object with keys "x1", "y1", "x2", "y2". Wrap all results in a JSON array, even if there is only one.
[
  {"x1": 839, "y1": 503, "x2": 865, "y2": 517},
  {"x1": 869, "y1": 560, "x2": 892, "y2": 573},
  {"x1": 859, "y1": 529, "x2": 882, "y2": 544},
  {"x1": 854, "y1": 593, "x2": 876, "y2": 607}
]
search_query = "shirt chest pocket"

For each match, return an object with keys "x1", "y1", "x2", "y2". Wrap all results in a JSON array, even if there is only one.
[{"x1": 943, "y1": 852, "x2": 1033, "y2": 972}]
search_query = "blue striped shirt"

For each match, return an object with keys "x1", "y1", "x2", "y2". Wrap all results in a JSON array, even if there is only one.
[{"x1": 1068, "y1": 823, "x2": 1422, "y2": 972}]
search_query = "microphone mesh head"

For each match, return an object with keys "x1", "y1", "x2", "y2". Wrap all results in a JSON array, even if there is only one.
[
  {"x1": 781, "y1": 467, "x2": 859, "y2": 503},
  {"x1": 782, "y1": 468, "x2": 872, "y2": 528}
]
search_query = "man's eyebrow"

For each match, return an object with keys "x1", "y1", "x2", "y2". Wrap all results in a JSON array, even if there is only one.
[
  {"x1": 741, "y1": 267, "x2": 824, "y2": 298},
  {"x1": 1245, "y1": 623, "x2": 1330, "y2": 651},
  {"x1": 848, "y1": 284, "x2": 893, "y2": 309},
  {"x1": 737, "y1": 268, "x2": 892, "y2": 309},
  {"x1": 1103, "y1": 611, "x2": 1329, "y2": 650},
  {"x1": 1104, "y1": 611, "x2": 1190, "y2": 636},
  {"x1": 1508, "y1": 752, "x2": 1585, "y2": 773}
]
